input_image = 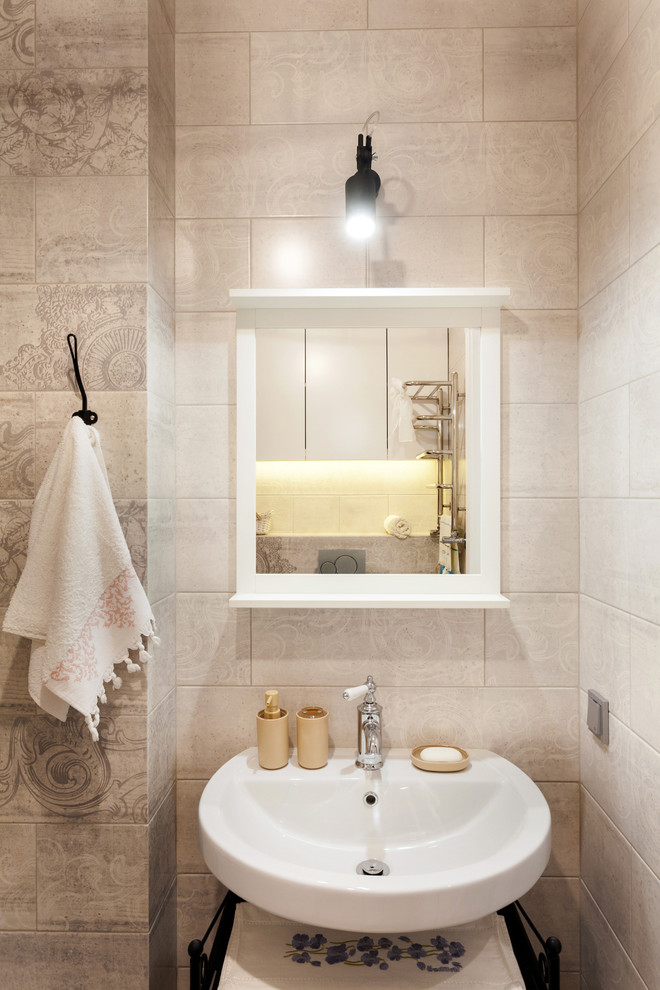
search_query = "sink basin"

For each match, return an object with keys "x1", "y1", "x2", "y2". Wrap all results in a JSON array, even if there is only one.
[{"x1": 198, "y1": 748, "x2": 551, "y2": 932}]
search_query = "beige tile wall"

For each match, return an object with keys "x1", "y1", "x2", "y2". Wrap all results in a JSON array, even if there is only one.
[
  {"x1": 0, "y1": 0, "x2": 176, "y2": 986},
  {"x1": 578, "y1": 1, "x2": 660, "y2": 989},
  {"x1": 174, "y1": 2, "x2": 580, "y2": 985}
]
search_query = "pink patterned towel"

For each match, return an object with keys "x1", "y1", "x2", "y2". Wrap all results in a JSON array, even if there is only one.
[{"x1": 3, "y1": 417, "x2": 156, "y2": 740}]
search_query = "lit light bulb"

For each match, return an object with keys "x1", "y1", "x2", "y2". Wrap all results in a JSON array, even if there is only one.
[{"x1": 346, "y1": 212, "x2": 376, "y2": 239}]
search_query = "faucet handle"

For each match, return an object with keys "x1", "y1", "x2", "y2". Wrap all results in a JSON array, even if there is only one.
[
  {"x1": 343, "y1": 675, "x2": 377, "y2": 702},
  {"x1": 343, "y1": 683, "x2": 368, "y2": 702}
]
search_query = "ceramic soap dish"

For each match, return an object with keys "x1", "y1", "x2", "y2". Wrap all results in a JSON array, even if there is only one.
[{"x1": 411, "y1": 745, "x2": 469, "y2": 772}]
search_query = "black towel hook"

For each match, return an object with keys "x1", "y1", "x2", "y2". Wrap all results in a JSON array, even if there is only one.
[{"x1": 66, "y1": 333, "x2": 98, "y2": 425}]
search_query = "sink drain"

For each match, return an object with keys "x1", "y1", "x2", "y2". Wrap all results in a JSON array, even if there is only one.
[{"x1": 357, "y1": 859, "x2": 390, "y2": 876}]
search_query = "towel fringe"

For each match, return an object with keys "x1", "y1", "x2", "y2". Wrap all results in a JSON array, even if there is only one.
[
  {"x1": 112, "y1": 673, "x2": 123, "y2": 690},
  {"x1": 138, "y1": 648, "x2": 151, "y2": 663},
  {"x1": 150, "y1": 635, "x2": 161, "y2": 647},
  {"x1": 85, "y1": 708, "x2": 100, "y2": 742},
  {"x1": 125, "y1": 659, "x2": 141, "y2": 673}
]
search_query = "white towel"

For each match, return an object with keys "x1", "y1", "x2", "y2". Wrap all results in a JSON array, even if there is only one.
[
  {"x1": 389, "y1": 378, "x2": 416, "y2": 444},
  {"x1": 2, "y1": 417, "x2": 155, "y2": 741},
  {"x1": 218, "y1": 902, "x2": 524, "y2": 989},
  {"x1": 438, "y1": 514, "x2": 453, "y2": 573},
  {"x1": 384, "y1": 514, "x2": 411, "y2": 540}
]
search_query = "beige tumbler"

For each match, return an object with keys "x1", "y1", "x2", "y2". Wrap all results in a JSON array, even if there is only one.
[{"x1": 296, "y1": 706, "x2": 329, "y2": 769}]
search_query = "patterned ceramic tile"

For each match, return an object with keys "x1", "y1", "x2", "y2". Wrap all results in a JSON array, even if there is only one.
[
  {"x1": 368, "y1": 216, "x2": 483, "y2": 288},
  {"x1": 484, "y1": 27, "x2": 576, "y2": 120},
  {"x1": 483, "y1": 122, "x2": 576, "y2": 215},
  {"x1": 630, "y1": 617, "x2": 660, "y2": 753},
  {"x1": 579, "y1": 595, "x2": 631, "y2": 723},
  {"x1": 578, "y1": 267, "x2": 631, "y2": 402},
  {"x1": 146, "y1": 496, "x2": 175, "y2": 604},
  {"x1": 175, "y1": 219, "x2": 249, "y2": 312},
  {"x1": 0, "y1": 394, "x2": 34, "y2": 498},
  {"x1": 580, "y1": 697, "x2": 634, "y2": 838},
  {"x1": 629, "y1": 728, "x2": 660, "y2": 884},
  {"x1": 175, "y1": 499, "x2": 235, "y2": 594},
  {"x1": 0, "y1": 70, "x2": 147, "y2": 176},
  {"x1": 629, "y1": 243, "x2": 660, "y2": 382},
  {"x1": 149, "y1": 785, "x2": 175, "y2": 926},
  {"x1": 148, "y1": 84, "x2": 175, "y2": 217},
  {"x1": 175, "y1": 313, "x2": 235, "y2": 406},
  {"x1": 176, "y1": 779, "x2": 208, "y2": 873},
  {"x1": 251, "y1": 607, "x2": 485, "y2": 686},
  {"x1": 148, "y1": 392, "x2": 175, "y2": 500},
  {"x1": 0, "y1": 500, "x2": 29, "y2": 606},
  {"x1": 176, "y1": 594, "x2": 250, "y2": 687},
  {"x1": 150, "y1": 880, "x2": 177, "y2": 990},
  {"x1": 501, "y1": 310, "x2": 577, "y2": 405},
  {"x1": 481, "y1": 687, "x2": 579, "y2": 781},
  {"x1": 0, "y1": 712, "x2": 147, "y2": 823},
  {"x1": 631, "y1": 851, "x2": 660, "y2": 989},
  {"x1": 36, "y1": 176, "x2": 147, "y2": 284},
  {"x1": 486, "y1": 216, "x2": 578, "y2": 309},
  {"x1": 502, "y1": 404, "x2": 577, "y2": 498},
  {"x1": 177, "y1": 873, "x2": 226, "y2": 967},
  {"x1": 520, "y1": 877, "x2": 580, "y2": 971},
  {"x1": 630, "y1": 116, "x2": 660, "y2": 265},
  {"x1": 501, "y1": 498, "x2": 579, "y2": 593},
  {"x1": 0, "y1": 931, "x2": 149, "y2": 988},
  {"x1": 177, "y1": 121, "x2": 574, "y2": 220},
  {"x1": 577, "y1": 0, "x2": 628, "y2": 115},
  {"x1": 0, "y1": 823, "x2": 36, "y2": 929},
  {"x1": 485, "y1": 594, "x2": 578, "y2": 687},
  {"x1": 0, "y1": 177, "x2": 33, "y2": 281},
  {"x1": 36, "y1": 822, "x2": 148, "y2": 931},
  {"x1": 144, "y1": 594, "x2": 175, "y2": 714},
  {"x1": 628, "y1": 499, "x2": 660, "y2": 634},
  {"x1": 147, "y1": 691, "x2": 176, "y2": 817},
  {"x1": 254, "y1": 534, "x2": 440, "y2": 575},
  {"x1": 176, "y1": 0, "x2": 366, "y2": 32},
  {"x1": 0, "y1": 0, "x2": 34, "y2": 67},
  {"x1": 34, "y1": 391, "x2": 147, "y2": 499},
  {"x1": 369, "y1": 0, "x2": 575, "y2": 27},
  {"x1": 177, "y1": 124, "x2": 348, "y2": 219},
  {"x1": 251, "y1": 218, "x2": 365, "y2": 289},
  {"x1": 578, "y1": 159, "x2": 629, "y2": 307},
  {"x1": 579, "y1": 499, "x2": 630, "y2": 612},
  {"x1": 580, "y1": 789, "x2": 632, "y2": 949},
  {"x1": 0, "y1": 284, "x2": 147, "y2": 392},
  {"x1": 538, "y1": 782, "x2": 579, "y2": 878},
  {"x1": 251, "y1": 29, "x2": 482, "y2": 124},
  {"x1": 36, "y1": 0, "x2": 148, "y2": 69},
  {"x1": 579, "y1": 387, "x2": 629, "y2": 498},
  {"x1": 175, "y1": 405, "x2": 235, "y2": 500},
  {"x1": 579, "y1": 0, "x2": 660, "y2": 208},
  {"x1": 0, "y1": 609, "x2": 34, "y2": 712},
  {"x1": 581, "y1": 886, "x2": 647, "y2": 990},
  {"x1": 176, "y1": 33, "x2": 249, "y2": 126},
  {"x1": 147, "y1": 286, "x2": 174, "y2": 403},
  {"x1": 149, "y1": 0, "x2": 174, "y2": 122}
]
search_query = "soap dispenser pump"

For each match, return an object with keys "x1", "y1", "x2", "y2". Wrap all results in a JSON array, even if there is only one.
[{"x1": 257, "y1": 689, "x2": 289, "y2": 769}]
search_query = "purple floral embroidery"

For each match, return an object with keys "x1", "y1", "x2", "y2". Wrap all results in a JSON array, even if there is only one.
[{"x1": 285, "y1": 931, "x2": 466, "y2": 972}]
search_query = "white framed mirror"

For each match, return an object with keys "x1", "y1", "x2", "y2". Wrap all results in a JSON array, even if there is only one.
[{"x1": 230, "y1": 288, "x2": 510, "y2": 609}]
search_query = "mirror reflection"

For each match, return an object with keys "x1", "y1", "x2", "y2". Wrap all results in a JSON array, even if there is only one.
[{"x1": 255, "y1": 327, "x2": 470, "y2": 576}]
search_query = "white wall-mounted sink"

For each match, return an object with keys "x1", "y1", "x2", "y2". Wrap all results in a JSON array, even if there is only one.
[{"x1": 198, "y1": 748, "x2": 551, "y2": 932}]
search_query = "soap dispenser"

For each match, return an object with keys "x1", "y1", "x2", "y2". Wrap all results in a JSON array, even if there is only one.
[{"x1": 256, "y1": 689, "x2": 289, "y2": 769}]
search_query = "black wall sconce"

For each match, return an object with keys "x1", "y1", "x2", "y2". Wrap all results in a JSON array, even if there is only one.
[{"x1": 345, "y1": 132, "x2": 380, "y2": 239}]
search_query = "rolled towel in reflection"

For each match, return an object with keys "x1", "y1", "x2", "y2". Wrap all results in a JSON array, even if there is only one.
[{"x1": 384, "y1": 514, "x2": 411, "y2": 540}]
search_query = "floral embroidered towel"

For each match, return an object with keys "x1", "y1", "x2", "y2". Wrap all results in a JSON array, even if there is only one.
[
  {"x1": 3, "y1": 416, "x2": 155, "y2": 740},
  {"x1": 217, "y1": 903, "x2": 524, "y2": 988}
]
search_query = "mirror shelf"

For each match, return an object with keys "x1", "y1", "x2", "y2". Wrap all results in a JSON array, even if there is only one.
[{"x1": 231, "y1": 287, "x2": 510, "y2": 610}]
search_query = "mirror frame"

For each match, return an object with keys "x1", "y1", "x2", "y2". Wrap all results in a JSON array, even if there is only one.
[{"x1": 230, "y1": 288, "x2": 510, "y2": 609}]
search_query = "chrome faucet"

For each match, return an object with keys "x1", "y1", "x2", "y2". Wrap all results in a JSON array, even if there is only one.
[{"x1": 343, "y1": 675, "x2": 383, "y2": 770}]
